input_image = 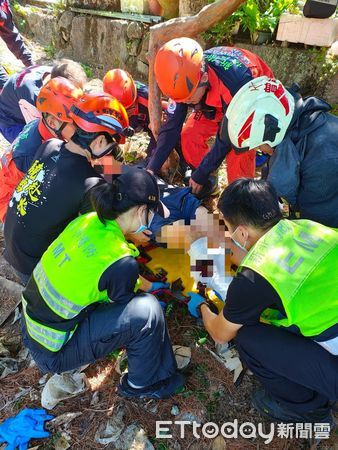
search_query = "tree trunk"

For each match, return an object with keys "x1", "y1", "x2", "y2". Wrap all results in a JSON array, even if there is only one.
[
  {"x1": 147, "y1": 0, "x2": 246, "y2": 140},
  {"x1": 179, "y1": 0, "x2": 210, "y2": 17}
]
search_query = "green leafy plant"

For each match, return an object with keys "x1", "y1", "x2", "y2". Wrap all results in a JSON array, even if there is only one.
[
  {"x1": 80, "y1": 63, "x2": 94, "y2": 79},
  {"x1": 48, "y1": 0, "x2": 67, "y2": 16},
  {"x1": 204, "y1": 0, "x2": 300, "y2": 45},
  {"x1": 44, "y1": 42, "x2": 56, "y2": 59}
]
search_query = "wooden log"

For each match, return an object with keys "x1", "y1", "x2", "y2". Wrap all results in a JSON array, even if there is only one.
[{"x1": 147, "y1": 0, "x2": 246, "y2": 139}]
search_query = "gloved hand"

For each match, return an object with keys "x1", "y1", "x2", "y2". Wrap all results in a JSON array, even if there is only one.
[
  {"x1": 147, "y1": 281, "x2": 170, "y2": 292},
  {"x1": 187, "y1": 292, "x2": 207, "y2": 318},
  {"x1": 0, "y1": 408, "x2": 54, "y2": 450}
]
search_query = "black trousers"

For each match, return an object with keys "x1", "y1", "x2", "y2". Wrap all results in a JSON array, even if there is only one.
[
  {"x1": 22, "y1": 293, "x2": 177, "y2": 387},
  {"x1": 236, "y1": 324, "x2": 338, "y2": 414}
]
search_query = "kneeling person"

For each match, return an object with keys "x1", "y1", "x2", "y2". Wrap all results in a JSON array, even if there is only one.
[
  {"x1": 195, "y1": 178, "x2": 338, "y2": 424},
  {"x1": 21, "y1": 168, "x2": 184, "y2": 399}
]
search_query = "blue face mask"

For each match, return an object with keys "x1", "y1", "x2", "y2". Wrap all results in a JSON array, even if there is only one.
[
  {"x1": 230, "y1": 227, "x2": 248, "y2": 254},
  {"x1": 131, "y1": 208, "x2": 155, "y2": 234}
]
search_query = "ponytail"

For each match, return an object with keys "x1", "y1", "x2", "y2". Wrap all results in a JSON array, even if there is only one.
[
  {"x1": 90, "y1": 182, "x2": 118, "y2": 224},
  {"x1": 90, "y1": 180, "x2": 133, "y2": 224}
]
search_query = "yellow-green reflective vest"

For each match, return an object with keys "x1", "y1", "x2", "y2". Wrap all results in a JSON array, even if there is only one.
[
  {"x1": 23, "y1": 212, "x2": 140, "y2": 352},
  {"x1": 239, "y1": 219, "x2": 338, "y2": 339}
]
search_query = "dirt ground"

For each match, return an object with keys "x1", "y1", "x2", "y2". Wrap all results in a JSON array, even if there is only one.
[{"x1": 0, "y1": 35, "x2": 337, "y2": 450}]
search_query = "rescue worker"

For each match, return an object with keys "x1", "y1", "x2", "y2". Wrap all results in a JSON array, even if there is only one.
[
  {"x1": 189, "y1": 178, "x2": 338, "y2": 424},
  {"x1": 0, "y1": 58, "x2": 87, "y2": 143},
  {"x1": 4, "y1": 92, "x2": 131, "y2": 284},
  {"x1": 103, "y1": 69, "x2": 159, "y2": 158},
  {"x1": 102, "y1": 69, "x2": 184, "y2": 180},
  {"x1": 0, "y1": 77, "x2": 83, "y2": 222},
  {"x1": 223, "y1": 76, "x2": 338, "y2": 228},
  {"x1": 0, "y1": 0, "x2": 33, "y2": 89},
  {"x1": 147, "y1": 38, "x2": 274, "y2": 196},
  {"x1": 21, "y1": 168, "x2": 184, "y2": 399}
]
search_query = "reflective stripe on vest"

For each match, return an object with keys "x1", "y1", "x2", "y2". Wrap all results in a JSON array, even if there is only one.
[
  {"x1": 240, "y1": 219, "x2": 338, "y2": 338},
  {"x1": 22, "y1": 297, "x2": 75, "y2": 352},
  {"x1": 34, "y1": 262, "x2": 83, "y2": 319}
]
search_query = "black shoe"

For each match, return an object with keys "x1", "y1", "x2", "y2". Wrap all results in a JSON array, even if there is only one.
[
  {"x1": 252, "y1": 389, "x2": 335, "y2": 425},
  {"x1": 118, "y1": 372, "x2": 185, "y2": 399}
]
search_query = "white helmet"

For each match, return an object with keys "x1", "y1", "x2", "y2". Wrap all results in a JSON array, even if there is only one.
[{"x1": 222, "y1": 76, "x2": 295, "y2": 151}]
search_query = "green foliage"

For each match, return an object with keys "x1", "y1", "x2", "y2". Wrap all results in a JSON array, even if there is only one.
[
  {"x1": 331, "y1": 104, "x2": 338, "y2": 116},
  {"x1": 204, "y1": 0, "x2": 299, "y2": 45},
  {"x1": 48, "y1": 0, "x2": 67, "y2": 16},
  {"x1": 44, "y1": 42, "x2": 56, "y2": 59},
  {"x1": 152, "y1": 442, "x2": 170, "y2": 450},
  {"x1": 310, "y1": 47, "x2": 338, "y2": 83},
  {"x1": 80, "y1": 63, "x2": 94, "y2": 79},
  {"x1": 12, "y1": 1, "x2": 27, "y2": 16}
]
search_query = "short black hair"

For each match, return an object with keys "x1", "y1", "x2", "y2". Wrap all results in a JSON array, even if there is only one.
[{"x1": 218, "y1": 178, "x2": 282, "y2": 231}]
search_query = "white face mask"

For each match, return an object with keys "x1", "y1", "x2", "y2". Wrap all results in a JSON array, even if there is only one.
[{"x1": 230, "y1": 227, "x2": 248, "y2": 254}]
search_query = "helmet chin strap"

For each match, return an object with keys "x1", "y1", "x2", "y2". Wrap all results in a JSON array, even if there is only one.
[
  {"x1": 42, "y1": 115, "x2": 67, "y2": 139},
  {"x1": 71, "y1": 130, "x2": 97, "y2": 156},
  {"x1": 71, "y1": 129, "x2": 121, "y2": 161},
  {"x1": 91, "y1": 142, "x2": 120, "y2": 160}
]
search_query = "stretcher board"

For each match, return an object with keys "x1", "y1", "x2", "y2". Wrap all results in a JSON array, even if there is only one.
[
  {"x1": 146, "y1": 246, "x2": 196, "y2": 294},
  {"x1": 145, "y1": 246, "x2": 225, "y2": 312}
]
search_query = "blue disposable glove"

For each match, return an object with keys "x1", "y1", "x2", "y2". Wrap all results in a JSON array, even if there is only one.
[
  {"x1": 187, "y1": 292, "x2": 206, "y2": 318},
  {"x1": 147, "y1": 282, "x2": 170, "y2": 292},
  {"x1": 0, "y1": 408, "x2": 54, "y2": 450}
]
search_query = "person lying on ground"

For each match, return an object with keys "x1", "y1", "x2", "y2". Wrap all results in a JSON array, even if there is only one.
[
  {"x1": 147, "y1": 38, "x2": 274, "y2": 197},
  {"x1": 3, "y1": 92, "x2": 131, "y2": 284},
  {"x1": 188, "y1": 178, "x2": 338, "y2": 425},
  {"x1": 222, "y1": 76, "x2": 338, "y2": 228},
  {"x1": 21, "y1": 167, "x2": 185, "y2": 399},
  {"x1": 0, "y1": 77, "x2": 83, "y2": 222},
  {"x1": 0, "y1": 58, "x2": 87, "y2": 143},
  {"x1": 0, "y1": 0, "x2": 33, "y2": 90}
]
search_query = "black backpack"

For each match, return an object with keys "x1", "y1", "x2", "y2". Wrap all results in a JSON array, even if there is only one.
[{"x1": 303, "y1": 0, "x2": 337, "y2": 18}]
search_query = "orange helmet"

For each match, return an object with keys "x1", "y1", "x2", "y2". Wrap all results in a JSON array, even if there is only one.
[
  {"x1": 103, "y1": 69, "x2": 137, "y2": 110},
  {"x1": 154, "y1": 37, "x2": 204, "y2": 102},
  {"x1": 36, "y1": 76, "x2": 83, "y2": 122},
  {"x1": 69, "y1": 92, "x2": 132, "y2": 144}
]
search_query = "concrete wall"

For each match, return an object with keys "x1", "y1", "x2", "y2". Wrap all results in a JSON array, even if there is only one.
[
  {"x1": 21, "y1": 7, "x2": 337, "y2": 103},
  {"x1": 239, "y1": 43, "x2": 338, "y2": 103}
]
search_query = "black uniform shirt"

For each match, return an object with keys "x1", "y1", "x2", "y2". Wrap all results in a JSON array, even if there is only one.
[
  {"x1": 4, "y1": 139, "x2": 104, "y2": 275},
  {"x1": 223, "y1": 267, "x2": 338, "y2": 341}
]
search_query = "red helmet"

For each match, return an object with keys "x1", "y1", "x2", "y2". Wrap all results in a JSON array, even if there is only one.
[
  {"x1": 103, "y1": 69, "x2": 137, "y2": 110},
  {"x1": 36, "y1": 77, "x2": 83, "y2": 122},
  {"x1": 69, "y1": 92, "x2": 132, "y2": 144},
  {"x1": 154, "y1": 37, "x2": 204, "y2": 102}
]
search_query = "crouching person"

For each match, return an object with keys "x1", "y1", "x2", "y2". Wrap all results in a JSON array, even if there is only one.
[
  {"x1": 191, "y1": 178, "x2": 338, "y2": 424},
  {"x1": 21, "y1": 168, "x2": 184, "y2": 399}
]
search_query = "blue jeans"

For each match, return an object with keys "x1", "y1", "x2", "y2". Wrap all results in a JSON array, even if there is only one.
[{"x1": 22, "y1": 293, "x2": 177, "y2": 387}]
